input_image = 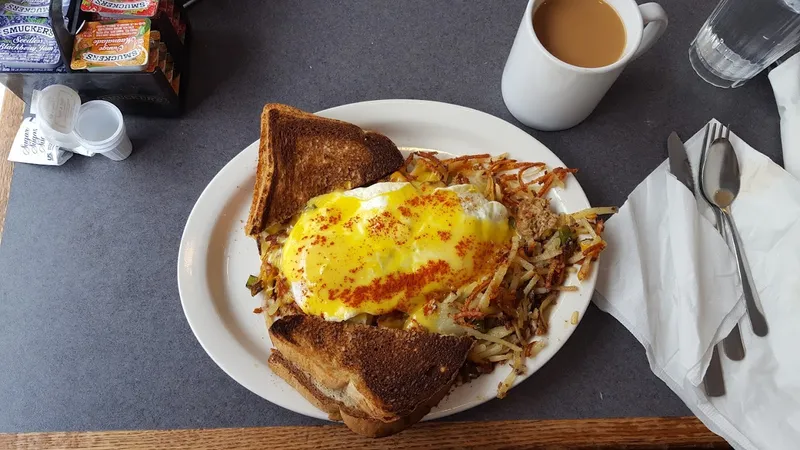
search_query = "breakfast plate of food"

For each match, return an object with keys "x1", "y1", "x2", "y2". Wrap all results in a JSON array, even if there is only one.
[{"x1": 178, "y1": 100, "x2": 614, "y2": 437}]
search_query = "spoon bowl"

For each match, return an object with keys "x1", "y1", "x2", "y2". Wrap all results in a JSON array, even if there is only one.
[{"x1": 703, "y1": 138, "x2": 741, "y2": 210}]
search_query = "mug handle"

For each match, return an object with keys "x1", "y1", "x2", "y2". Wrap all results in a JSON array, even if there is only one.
[{"x1": 632, "y1": 3, "x2": 668, "y2": 60}]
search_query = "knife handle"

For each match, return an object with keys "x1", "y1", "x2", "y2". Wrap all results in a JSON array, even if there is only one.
[{"x1": 704, "y1": 345, "x2": 726, "y2": 397}]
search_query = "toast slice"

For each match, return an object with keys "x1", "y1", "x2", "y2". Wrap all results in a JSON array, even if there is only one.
[
  {"x1": 268, "y1": 315, "x2": 474, "y2": 437},
  {"x1": 245, "y1": 103, "x2": 404, "y2": 236}
]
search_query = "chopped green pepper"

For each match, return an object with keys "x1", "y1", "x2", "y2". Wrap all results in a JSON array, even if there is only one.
[
  {"x1": 470, "y1": 319, "x2": 488, "y2": 334},
  {"x1": 245, "y1": 275, "x2": 259, "y2": 289},
  {"x1": 557, "y1": 225, "x2": 574, "y2": 246}
]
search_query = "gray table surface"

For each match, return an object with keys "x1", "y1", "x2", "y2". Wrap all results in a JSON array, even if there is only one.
[{"x1": 0, "y1": 0, "x2": 783, "y2": 433}]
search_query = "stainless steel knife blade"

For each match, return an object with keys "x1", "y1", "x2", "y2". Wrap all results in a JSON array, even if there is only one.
[{"x1": 668, "y1": 132, "x2": 695, "y2": 193}]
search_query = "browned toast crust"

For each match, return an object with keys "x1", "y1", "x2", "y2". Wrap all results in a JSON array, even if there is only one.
[
  {"x1": 269, "y1": 348, "x2": 456, "y2": 438},
  {"x1": 269, "y1": 315, "x2": 473, "y2": 426},
  {"x1": 245, "y1": 103, "x2": 404, "y2": 236},
  {"x1": 339, "y1": 370, "x2": 455, "y2": 438},
  {"x1": 268, "y1": 350, "x2": 343, "y2": 420}
]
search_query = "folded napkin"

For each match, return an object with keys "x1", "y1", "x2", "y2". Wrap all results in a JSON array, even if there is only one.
[
  {"x1": 769, "y1": 52, "x2": 800, "y2": 180},
  {"x1": 595, "y1": 120, "x2": 800, "y2": 450}
]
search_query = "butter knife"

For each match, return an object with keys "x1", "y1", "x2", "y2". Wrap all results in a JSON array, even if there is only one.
[{"x1": 668, "y1": 132, "x2": 726, "y2": 397}]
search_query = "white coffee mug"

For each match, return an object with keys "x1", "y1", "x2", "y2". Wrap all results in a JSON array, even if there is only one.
[{"x1": 501, "y1": 0, "x2": 668, "y2": 131}]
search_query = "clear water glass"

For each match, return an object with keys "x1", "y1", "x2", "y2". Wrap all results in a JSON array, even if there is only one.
[{"x1": 689, "y1": 0, "x2": 800, "y2": 88}]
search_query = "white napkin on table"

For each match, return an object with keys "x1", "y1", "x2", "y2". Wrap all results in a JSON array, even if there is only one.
[
  {"x1": 769, "y1": 51, "x2": 800, "y2": 179},
  {"x1": 594, "y1": 120, "x2": 800, "y2": 450}
]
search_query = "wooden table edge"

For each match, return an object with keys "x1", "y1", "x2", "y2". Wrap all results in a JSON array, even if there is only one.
[
  {"x1": 0, "y1": 94, "x2": 727, "y2": 450},
  {"x1": 0, "y1": 417, "x2": 727, "y2": 449},
  {"x1": 0, "y1": 90, "x2": 24, "y2": 245}
]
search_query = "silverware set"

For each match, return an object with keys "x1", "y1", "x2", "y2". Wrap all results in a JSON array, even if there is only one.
[{"x1": 667, "y1": 124, "x2": 769, "y2": 397}]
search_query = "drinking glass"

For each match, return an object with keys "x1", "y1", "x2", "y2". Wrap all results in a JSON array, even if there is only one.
[{"x1": 689, "y1": 0, "x2": 800, "y2": 88}]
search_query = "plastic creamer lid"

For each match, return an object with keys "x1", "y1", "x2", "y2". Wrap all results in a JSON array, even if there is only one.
[{"x1": 30, "y1": 84, "x2": 82, "y2": 149}]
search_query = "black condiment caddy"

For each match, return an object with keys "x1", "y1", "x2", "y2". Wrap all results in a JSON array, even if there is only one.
[{"x1": 0, "y1": 0, "x2": 190, "y2": 117}]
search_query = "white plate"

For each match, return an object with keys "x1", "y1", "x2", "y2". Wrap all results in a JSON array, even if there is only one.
[{"x1": 178, "y1": 100, "x2": 596, "y2": 421}]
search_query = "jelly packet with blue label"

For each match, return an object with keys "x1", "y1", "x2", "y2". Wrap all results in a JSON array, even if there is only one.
[
  {"x1": 0, "y1": 14, "x2": 61, "y2": 69},
  {"x1": 0, "y1": 0, "x2": 74, "y2": 30},
  {"x1": 0, "y1": 0, "x2": 71, "y2": 17},
  {"x1": 1, "y1": 0, "x2": 51, "y2": 17}
]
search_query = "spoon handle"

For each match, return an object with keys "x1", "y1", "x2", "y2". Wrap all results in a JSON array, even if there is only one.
[
  {"x1": 712, "y1": 208, "x2": 746, "y2": 359},
  {"x1": 720, "y1": 209, "x2": 769, "y2": 337}
]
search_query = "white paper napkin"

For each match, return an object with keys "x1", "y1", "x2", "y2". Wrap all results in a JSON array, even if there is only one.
[
  {"x1": 769, "y1": 51, "x2": 800, "y2": 180},
  {"x1": 594, "y1": 120, "x2": 800, "y2": 450}
]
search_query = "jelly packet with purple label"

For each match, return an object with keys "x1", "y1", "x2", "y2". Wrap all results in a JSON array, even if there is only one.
[
  {"x1": 0, "y1": 14, "x2": 60, "y2": 69},
  {"x1": 1, "y1": 0, "x2": 52, "y2": 17},
  {"x1": 1, "y1": 0, "x2": 73, "y2": 20}
]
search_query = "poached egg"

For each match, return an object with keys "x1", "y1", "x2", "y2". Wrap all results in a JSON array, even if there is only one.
[{"x1": 279, "y1": 182, "x2": 512, "y2": 332}]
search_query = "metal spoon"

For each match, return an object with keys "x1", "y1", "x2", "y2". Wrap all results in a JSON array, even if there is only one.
[
  {"x1": 701, "y1": 134, "x2": 769, "y2": 337},
  {"x1": 699, "y1": 125, "x2": 745, "y2": 360}
]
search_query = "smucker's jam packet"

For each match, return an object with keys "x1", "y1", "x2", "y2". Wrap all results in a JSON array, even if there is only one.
[
  {"x1": 0, "y1": 14, "x2": 60, "y2": 69},
  {"x1": 80, "y1": 0, "x2": 159, "y2": 18},
  {"x1": 144, "y1": 28, "x2": 158, "y2": 71},
  {"x1": 0, "y1": 64, "x2": 65, "y2": 71},
  {"x1": 71, "y1": 18, "x2": 150, "y2": 71},
  {"x1": 2, "y1": 0, "x2": 49, "y2": 17},
  {"x1": 1, "y1": 0, "x2": 73, "y2": 17}
]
